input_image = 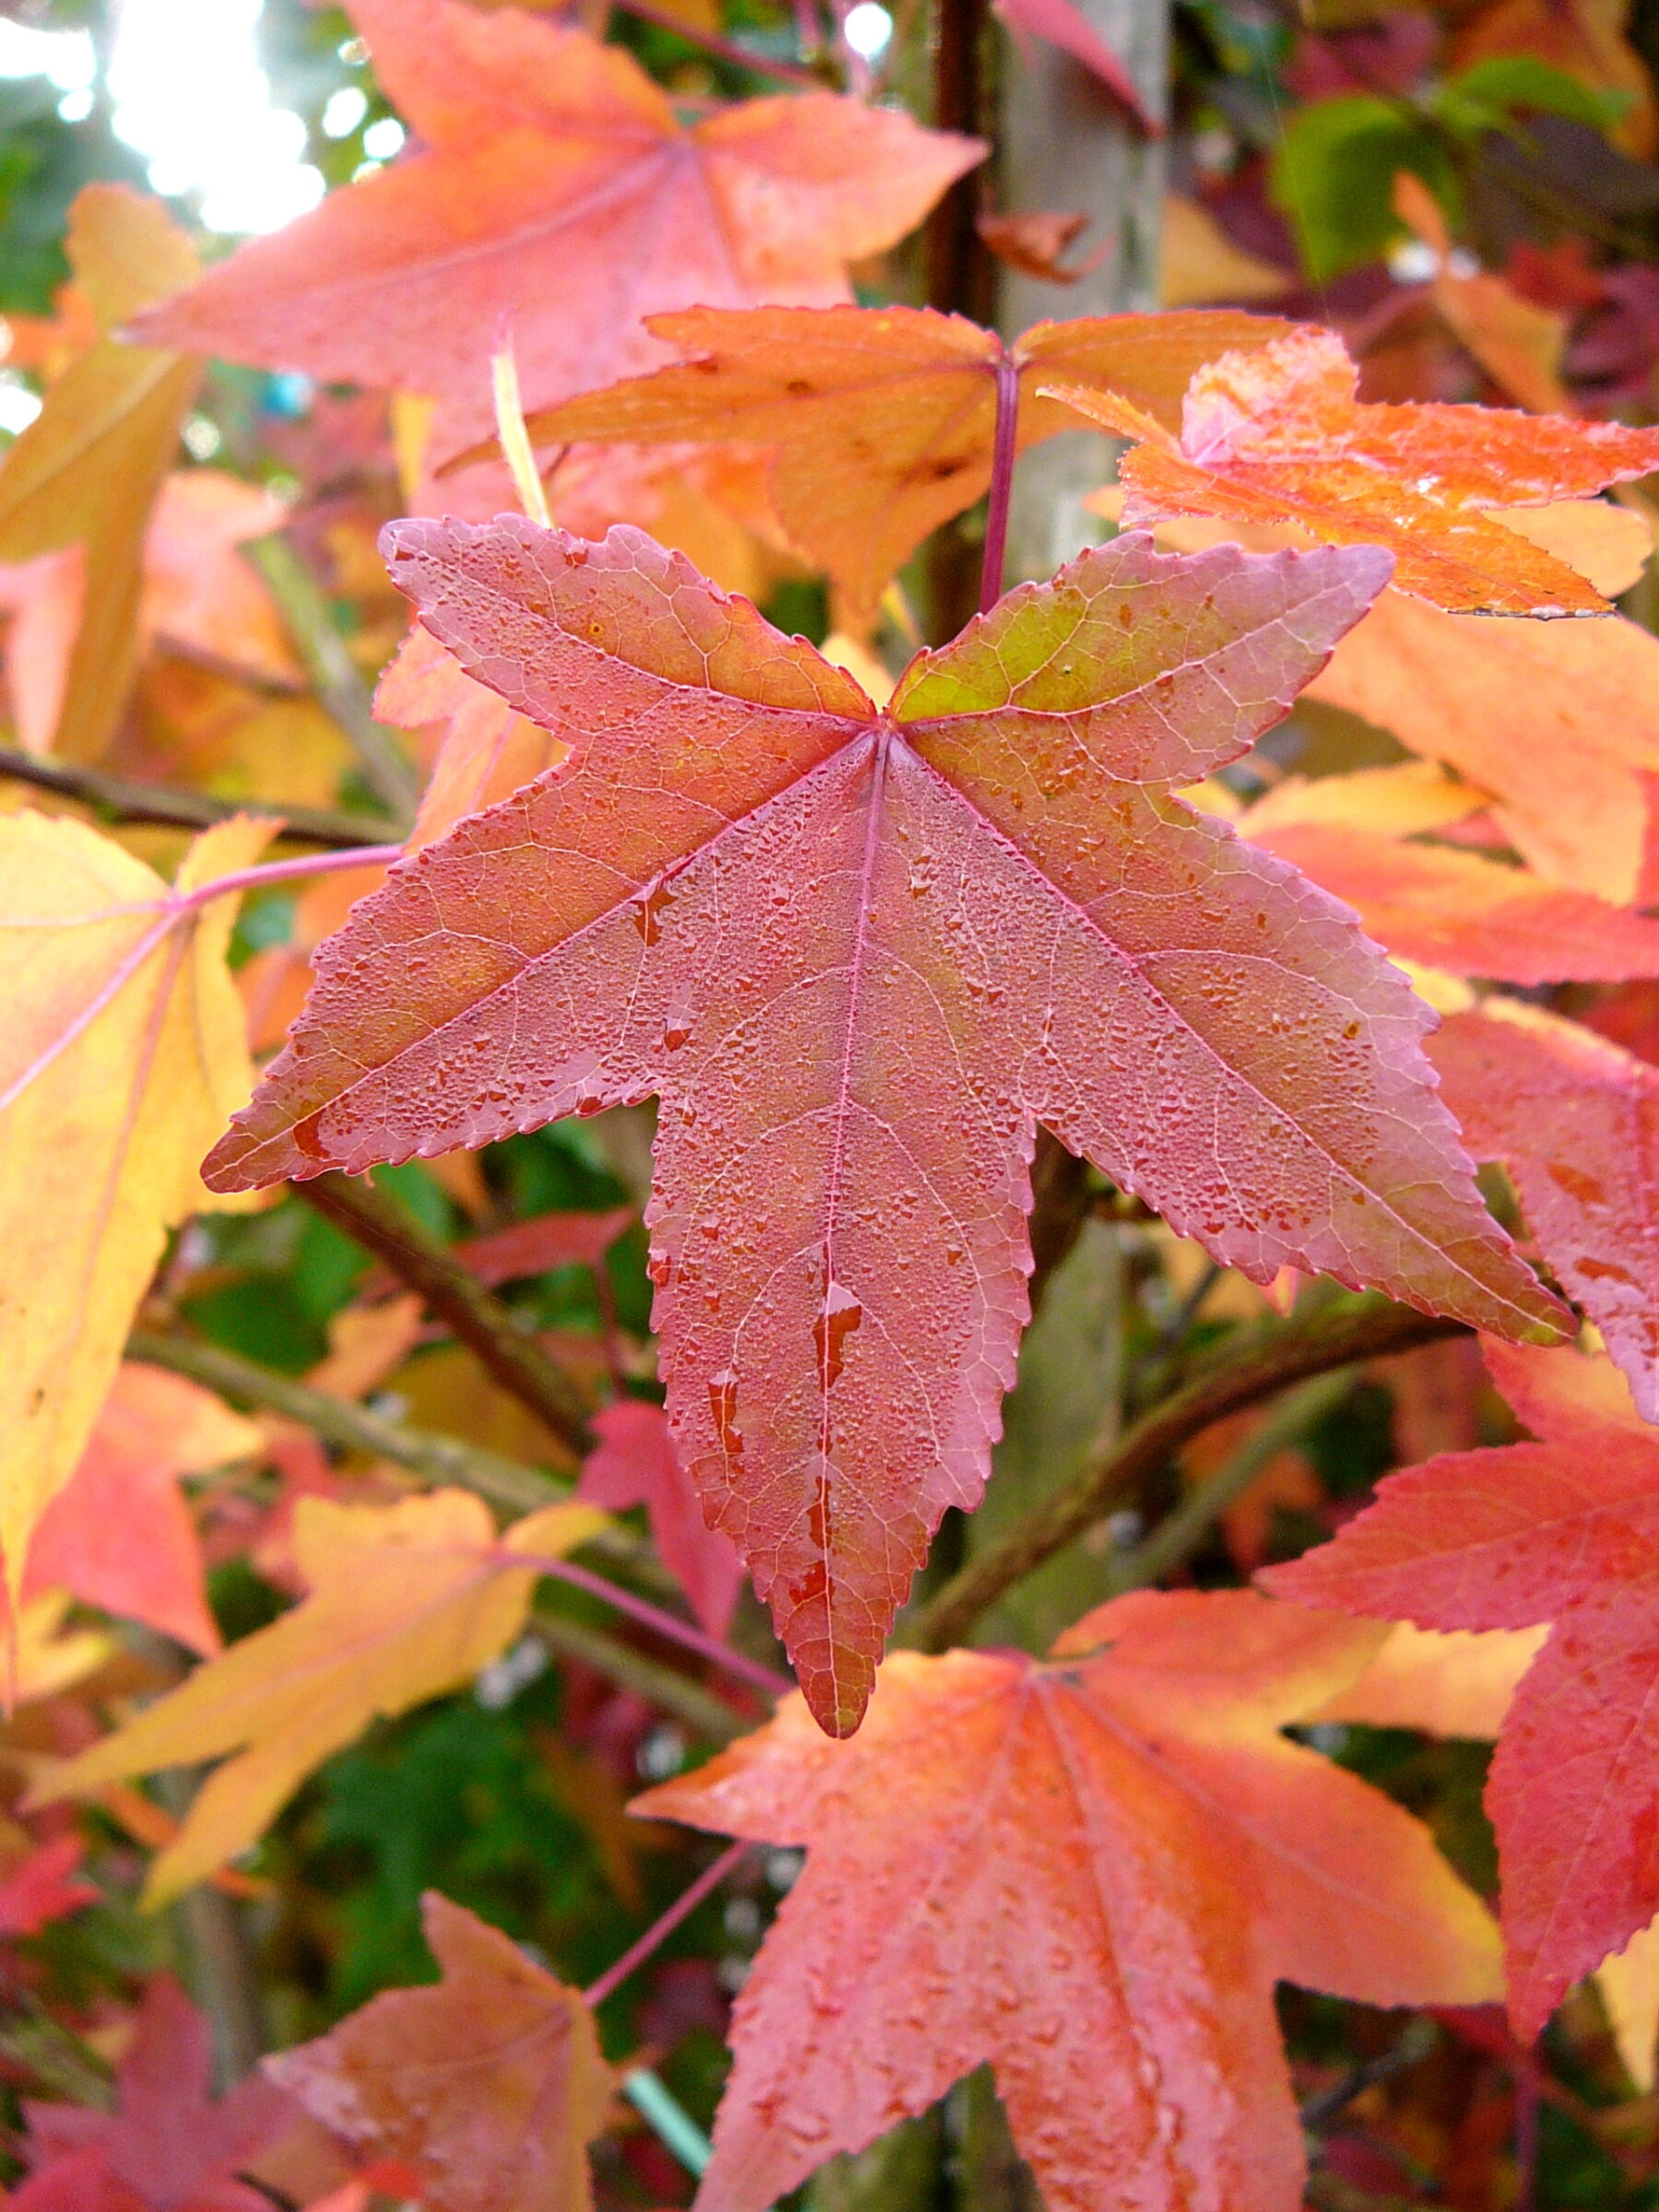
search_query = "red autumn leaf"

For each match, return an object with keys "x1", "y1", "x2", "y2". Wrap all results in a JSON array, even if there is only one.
[
  {"x1": 132, "y1": 0, "x2": 983, "y2": 453},
  {"x1": 1428, "y1": 999, "x2": 1659, "y2": 1419},
  {"x1": 14, "y1": 1975, "x2": 289, "y2": 2212},
  {"x1": 989, "y1": 0, "x2": 1156, "y2": 131},
  {"x1": 8, "y1": 1362, "x2": 258, "y2": 1658},
  {"x1": 1264, "y1": 1339, "x2": 1659, "y2": 2039},
  {"x1": 975, "y1": 207, "x2": 1097, "y2": 282},
  {"x1": 201, "y1": 519, "x2": 1565, "y2": 1735},
  {"x1": 633, "y1": 1590, "x2": 1500, "y2": 2212},
  {"x1": 266, "y1": 1892, "x2": 614, "y2": 2212},
  {"x1": 455, "y1": 1208, "x2": 635, "y2": 1288},
  {"x1": 1043, "y1": 324, "x2": 1659, "y2": 613},
  {"x1": 1239, "y1": 816, "x2": 1659, "y2": 984},
  {"x1": 579, "y1": 1398, "x2": 746, "y2": 1637},
  {"x1": 0, "y1": 1833, "x2": 99, "y2": 1937},
  {"x1": 497, "y1": 302, "x2": 1294, "y2": 621}
]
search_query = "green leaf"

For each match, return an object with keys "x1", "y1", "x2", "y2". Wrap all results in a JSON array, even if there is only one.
[
  {"x1": 1437, "y1": 55, "x2": 1631, "y2": 138},
  {"x1": 1269, "y1": 95, "x2": 1454, "y2": 282}
]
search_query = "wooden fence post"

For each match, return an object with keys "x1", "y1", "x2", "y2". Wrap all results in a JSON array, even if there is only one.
[{"x1": 996, "y1": 0, "x2": 1170, "y2": 582}]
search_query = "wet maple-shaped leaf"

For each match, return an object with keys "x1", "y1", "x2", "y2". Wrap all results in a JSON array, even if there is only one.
[
  {"x1": 635, "y1": 1590, "x2": 1500, "y2": 2212},
  {"x1": 12, "y1": 1361, "x2": 260, "y2": 1657},
  {"x1": 1265, "y1": 1338, "x2": 1659, "y2": 2038},
  {"x1": 1428, "y1": 998, "x2": 1659, "y2": 1420},
  {"x1": 133, "y1": 0, "x2": 983, "y2": 455},
  {"x1": 267, "y1": 1892, "x2": 614, "y2": 2212},
  {"x1": 35, "y1": 1491, "x2": 609, "y2": 1901},
  {"x1": 203, "y1": 521, "x2": 1563, "y2": 1735},
  {"x1": 579, "y1": 1398, "x2": 746, "y2": 1637},
  {"x1": 13, "y1": 1975, "x2": 288, "y2": 2212},
  {"x1": 1044, "y1": 324, "x2": 1659, "y2": 614},
  {"x1": 494, "y1": 301, "x2": 1294, "y2": 621}
]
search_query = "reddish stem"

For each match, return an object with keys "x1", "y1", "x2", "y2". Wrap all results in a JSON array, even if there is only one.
[
  {"x1": 609, "y1": 0, "x2": 825, "y2": 88},
  {"x1": 523, "y1": 1549, "x2": 791, "y2": 1701},
  {"x1": 176, "y1": 841, "x2": 403, "y2": 913},
  {"x1": 0, "y1": 841, "x2": 401, "y2": 1119},
  {"x1": 583, "y1": 1840, "x2": 751, "y2": 2009},
  {"x1": 979, "y1": 352, "x2": 1021, "y2": 614},
  {"x1": 1514, "y1": 2058, "x2": 1540, "y2": 2212}
]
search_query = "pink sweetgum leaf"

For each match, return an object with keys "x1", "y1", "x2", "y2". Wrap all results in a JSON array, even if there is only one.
[{"x1": 202, "y1": 520, "x2": 1565, "y2": 1735}]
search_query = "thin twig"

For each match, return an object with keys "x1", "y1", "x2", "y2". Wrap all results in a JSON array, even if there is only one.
[
  {"x1": 530, "y1": 1605, "x2": 759, "y2": 1745},
  {"x1": 0, "y1": 747, "x2": 395, "y2": 850},
  {"x1": 979, "y1": 351, "x2": 1020, "y2": 612},
  {"x1": 295, "y1": 1172, "x2": 595, "y2": 1462},
  {"x1": 906, "y1": 1296, "x2": 1468, "y2": 1653},
  {"x1": 126, "y1": 1327, "x2": 565, "y2": 1514},
  {"x1": 129, "y1": 1331, "x2": 755, "y2": 1735},
  {"x1": 1303, "y1": 2174, "x2": 1429, "y2": 2212},
  {"x1": 245, "y1": 533, "x2": 418, "y2": 826},
  {"x1": 0, "y1": 1980, "x2": 115, "y2": 2108},
  {"x1": 609, "y1": 0, "x2": 827, "y2": 87},
  {"x1": 1104, "y1": 1369, "x2": 1358, "y2": 1595},
  {"x1": 525, "y1": 1550, "x2": 792, "y2": 1700},
  {"x1": 583, "y1": 1840, "x2": 751, "y2": 2008},
  {"x1": 1300, "y1": 2018, "x2": 1440, "y2": 2133}
]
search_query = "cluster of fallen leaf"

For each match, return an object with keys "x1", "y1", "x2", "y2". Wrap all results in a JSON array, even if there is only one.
[{"x1": 10, "y1": 0, "x2": 1659, "y2": 2206}]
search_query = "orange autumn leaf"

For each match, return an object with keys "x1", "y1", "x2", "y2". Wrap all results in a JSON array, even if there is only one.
[
  {"x1": 1238, "y1": 811, "x2": 1659, "y2": 983},
  {"x1": 1159, "y1": 193, "x2": 1293, "y2": 310},
  {"x1": 1391, "y1": 172, "x2": 1570, "y2": 415},
  {"x1": 1045, "y1": 324, "x2": 1659, "y2": 614},
  {"x1": 133, "y1": 0, "x2": 984, "y2": 456},
  {"x1": 240, "y1": 858, "x2": 392, "y2": 1056},
  {"x1": 7, "y1": 1592, "x2": 113, "y2": 1706},
  {"x1": 138, "y1": 473, "x2": 301, "y2": 690},
  {"x1": 267, "y1": 1893, "x2": 614, "y2": 2212},
  {"x1": 11, "y1": 1362, "x2": 260, "y2": 1658},
  {"x1": 1306, "y1": 586, "x2": 1659, "y2": 900},
  {"x1": 636, "y1": 1590, "x2": 1500, "y2": 2212},
  {"x1": 1, "y1": 473, "x2": 300, "y2": 756},
  {"x1": 35, "y1": 1491, "x2": 609, "y2": 1902},
  {"x1": 1181, "y1": 1406, "x2": 1320, "y2": 1574},
  {"x1": 488, "y1": 301, "x2": 1293, "y2": 621},
  {"x1": 1598, "y1": 1913, "x2": 1659, "y2": 2089}
]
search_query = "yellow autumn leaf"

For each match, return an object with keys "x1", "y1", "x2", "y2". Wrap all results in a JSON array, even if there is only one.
[
  {"x1": 11, "y1": 1590, "x2": 114, "y2": 1705},
  {"x1": 35, "y1": 1491, "x2": 610, "y2": 1904},
  {"x1": 1598, "y1": 1914, "x2": 1659, "y2": 2090},
  {"x1": 1312, "y1": 1620, "x2": 1548, "y2": 1740},
  {"x1": 0, "y1": 811, "x2": 269, "y2": 1605},
  {"x1": 0, "y1": 184, "x2": 201, "y2": 760},
  {"x1": 1159, "y1": 193, "x2": 1291, "y2": 309}
]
